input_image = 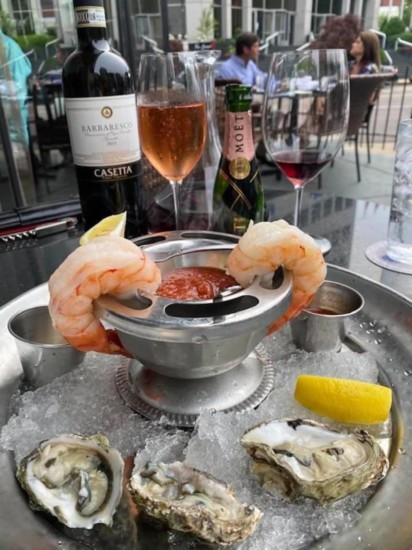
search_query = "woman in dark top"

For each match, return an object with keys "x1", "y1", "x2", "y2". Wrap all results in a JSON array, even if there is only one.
[{"x1": 349, "y1": 31, "x2": 381, "y2": 75}]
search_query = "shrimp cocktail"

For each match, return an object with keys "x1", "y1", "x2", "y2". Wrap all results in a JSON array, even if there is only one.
[
  {"x1": 48, "y1": 219, "x2": 326, "y2": 358},
  {"x1": 137, "y1": 52, "x2": 207, "y2": 230}
]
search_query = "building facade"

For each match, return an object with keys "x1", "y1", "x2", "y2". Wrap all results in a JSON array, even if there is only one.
[{"x1": 0, "y1": 0, "x2": 383, "y2": 49}]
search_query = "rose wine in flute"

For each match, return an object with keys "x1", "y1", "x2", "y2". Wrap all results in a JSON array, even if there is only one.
[
  {"x1": 212, "y1": 85, "x2": 265, "y2": 236},
  {"x1": 138, "y1": 99, "x2": 206, "y2": 182},
  {"x1": 63, "y1": 0, "x2": 146, "y2": 237}
]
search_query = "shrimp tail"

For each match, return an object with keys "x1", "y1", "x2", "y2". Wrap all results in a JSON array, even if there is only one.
[
  {"x1": 227, "y1": 220, "x2": 326, "y2": 333},
  {"x1": 48, "y1": 235, "x2": 161, "y2": 357},
  {"x1": 268, "y1": 292, "x2": 316, "y2": 333},
  {"x1": 61, "y1": 328, "x2": 132, "y2": 357}
]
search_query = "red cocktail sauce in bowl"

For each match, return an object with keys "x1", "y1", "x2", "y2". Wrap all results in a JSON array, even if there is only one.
[{"x1": 156, "y1": 267, "x2": 237, "y2": 301}]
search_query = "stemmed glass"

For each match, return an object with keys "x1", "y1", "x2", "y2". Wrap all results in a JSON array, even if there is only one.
[
  {"x1": 137, "y1": 52, "x2": 207, "y2": 230},
  {"x1": 262, "y1": 49, "x2": 349, "y2": 252}
]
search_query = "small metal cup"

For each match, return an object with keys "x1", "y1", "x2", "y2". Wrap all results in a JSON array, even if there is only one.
[
  {"x1": 8, "y1": 306, "x2": 85, "y2": 388},
  {"x1": 290, "y1": 281, "x2": 364, "y2": 352}
]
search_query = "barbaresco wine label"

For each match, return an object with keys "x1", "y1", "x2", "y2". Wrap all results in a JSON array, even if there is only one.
[
  {"x1": 74, "y1": 6, "x2": 106, "y2": 28},
  {"x1": 65, "y1": 95, "x2": 140, "y2": 171}
]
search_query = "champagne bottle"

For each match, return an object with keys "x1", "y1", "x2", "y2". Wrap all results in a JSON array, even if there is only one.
[
  {"x1": 212, "y1": 84, "x2": 265, "y2": 236},
  {"x1": 62, "y1": 0, "x2": 146, "y2": 237}
]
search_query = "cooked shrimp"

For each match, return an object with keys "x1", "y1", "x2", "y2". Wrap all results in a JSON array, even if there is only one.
[
  {"x1": 48, "y1": 235, "x2": 161, "y2": 356},
  {"x1": 226, "y1": 220, "x2": 326, "y2": 332}
]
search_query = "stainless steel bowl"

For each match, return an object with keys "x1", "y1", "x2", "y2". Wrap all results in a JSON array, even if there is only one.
[{"x1": 99, "y1": 231, "x2": 293, "y2": 379}]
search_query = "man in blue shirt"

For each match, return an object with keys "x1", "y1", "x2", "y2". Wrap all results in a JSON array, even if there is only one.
[{"x1": 216, "y1": 32, "x2": 265, "y2": 87}]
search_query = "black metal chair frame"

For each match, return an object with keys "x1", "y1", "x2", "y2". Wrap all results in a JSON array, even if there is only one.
[
  {"x1": 31, "y1": 82, "x2": 72, "y2": 185},
  {"x1": 346, "y1": 74, "x2": 389, "y2": 182}
]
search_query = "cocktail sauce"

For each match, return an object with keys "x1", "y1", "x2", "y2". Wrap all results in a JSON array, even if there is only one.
[
  {"x1": 157, "y1": 267, "x2": 237, "y2": 301},
  {"x1": 305, "y1": 307, "x2": 339, "y2": 316}
]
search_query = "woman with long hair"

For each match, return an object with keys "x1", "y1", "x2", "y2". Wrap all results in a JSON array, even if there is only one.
[{"x1": 349, "y1": 31, "x2": 381, "y2": 75}]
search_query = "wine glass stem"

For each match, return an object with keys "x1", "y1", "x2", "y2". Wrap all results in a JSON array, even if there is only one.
[
  {"x1": 169, "y1": 180, "x2": 182, "y2": 230},
  {"x1": 293, "y1": 186, "x2": 304, "y2": 227}
]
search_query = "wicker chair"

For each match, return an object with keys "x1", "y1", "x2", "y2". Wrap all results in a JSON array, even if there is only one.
[{"x1": 346, "y1": 74, "x2": 389, "y2": 182}]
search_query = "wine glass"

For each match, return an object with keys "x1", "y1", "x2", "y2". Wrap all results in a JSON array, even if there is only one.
[
  {"x1": 262, "y1": 49, "x2": 349, "y2": 252},
  {"x1": 137, "y1": 52, "x2": 207, "y2": 230}
]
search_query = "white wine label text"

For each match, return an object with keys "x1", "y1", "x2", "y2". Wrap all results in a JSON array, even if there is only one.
[
  {"x1": 224, "y1": 111, "x2": 254, "y2": 162},
  {"x1": 65, "y1": 95, "x2": 141, "y2": 167},
  {"x1": 75, "y1": 7, "x2": 106, "y2": 28}
]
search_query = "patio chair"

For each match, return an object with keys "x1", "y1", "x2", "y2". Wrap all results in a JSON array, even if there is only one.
[
  {"x1": 346, "y1": 74, "x2": 389, "y2": 182},
  {"x1": 31, "y1": 82, "x2": 72, "y2": 185}
]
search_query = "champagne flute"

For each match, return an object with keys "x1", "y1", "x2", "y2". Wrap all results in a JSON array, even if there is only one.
[
  {"x1": 137, "y1": 52, "x2": 207, "y2": 230},
  {"x1": 262, "y1": 49, "x2": 349, "y2": 252}
]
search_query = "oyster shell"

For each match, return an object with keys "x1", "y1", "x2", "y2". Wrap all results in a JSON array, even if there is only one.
[
  {"x1": 129, "y1": 460, "x2": 262, "y2": 545},
  {"x1": 241, "y1": 418, "x2": 389, "y2": 504},
  {"x1": 16, "y1": 434, "x2": 124, "y2": 529}
]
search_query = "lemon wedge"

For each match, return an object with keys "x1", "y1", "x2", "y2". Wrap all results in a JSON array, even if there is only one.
[
  {"x1": 79, "y1": 212, "x2": 127, "y2": 245},
  {"x1": 294, "y1": 374, "x2": 392, "y2": 424}
]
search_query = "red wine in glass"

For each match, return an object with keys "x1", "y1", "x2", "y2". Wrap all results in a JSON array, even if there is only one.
[
  {"x1": 262, "y1": 50, "x2": 349, "y2": 254},
  {"x1": 274, "y1": 151, "x2": 333, "y2": 188}
]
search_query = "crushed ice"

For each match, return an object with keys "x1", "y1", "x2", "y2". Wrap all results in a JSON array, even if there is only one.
[{"x1": 1, "y1": 328, "x2": 384, "y2": 549}]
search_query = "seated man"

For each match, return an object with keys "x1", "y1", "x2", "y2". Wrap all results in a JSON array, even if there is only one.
[{"x1": 216, "y1": 32, "x2": 265, "y2": 87}]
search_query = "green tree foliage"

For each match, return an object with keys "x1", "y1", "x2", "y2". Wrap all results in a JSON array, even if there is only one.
[
  {"x1": 197, "y1": 5, "x2": 217, "y2": 41},
  {"x1": 403, "y1": 1, "x2": 412, "y2": 28},
  {"x1": 14, "y1": 34, "x2": 56, "y2": 51},
  {"x1": 379, "y1": 16, "x2": 406, "y2": 46},
  {"x1": 0, "y1": 10, "x2": 16, "y2": 36}
]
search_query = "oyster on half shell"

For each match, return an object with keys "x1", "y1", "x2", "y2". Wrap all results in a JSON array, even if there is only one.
[
  {"x1": 129, "y1": 460, "x2": 262, "y2": 545},
  {"x1": 241, "y1": 419, "x2": 389, "y2": 504},
  {"x1": 16, "y1": 434, "x2": 124, "y2": 529}
]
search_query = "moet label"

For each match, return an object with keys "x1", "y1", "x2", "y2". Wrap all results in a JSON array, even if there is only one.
[{"x1": 224, "y1": 111, "x2": 255, "y2": 167}]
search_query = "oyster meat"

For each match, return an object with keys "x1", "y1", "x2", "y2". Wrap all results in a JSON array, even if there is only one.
[
  {"x1": 241, "y1": 418, "x2": 389, "y2": 504},
  {"x1": 16, "y1": 434, "x2": 124, "y2": 529},
  {"x1": 129, "y1": 460, "x2": 262, "y2": 545}
]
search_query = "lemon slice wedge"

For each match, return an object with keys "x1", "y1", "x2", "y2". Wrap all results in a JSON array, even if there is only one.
[
  {"x1": 79, "y1": 212, "x2": 127, "y2": 245},
  {"x1": 294, "y1": 374, "x2": 392, "y2": 424}
]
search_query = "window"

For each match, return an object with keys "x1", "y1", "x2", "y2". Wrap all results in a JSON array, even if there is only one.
[
  {"x1": 11, "y1": 0, "x2": 34, "y2": 35},
  {"x1": 213, "y1": 6, "x2": 222, "y2": 38},
  {"x1": 232, "y1": 0, "x2": 242, "y2": 36},
  {"x1": 41, "y1": 0, "x2": 55, "y2": 18},
  {"x1": 168, "y1": 4, "x2": 185, "y2": 37},
  {"x1": 141, "y1": 0, "x2": 160, "y2": 14}
]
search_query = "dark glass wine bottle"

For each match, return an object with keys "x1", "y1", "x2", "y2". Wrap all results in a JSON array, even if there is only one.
[
  {"x1": 212, "y1": 84, "x2": 265, "y2": 236},
  {"x1": 62, "y1": 0, "x2": 146, "y2": 237}
]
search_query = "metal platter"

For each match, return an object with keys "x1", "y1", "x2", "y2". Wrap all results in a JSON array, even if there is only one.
[{"x1": 0, "y1": 265, "x2": 411, "y2": 549}]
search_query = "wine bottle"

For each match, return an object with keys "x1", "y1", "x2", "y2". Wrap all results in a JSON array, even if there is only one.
[
  {"x1": 62, "y1": 0, "x2": 146, "y2": 237},
  {"x1": 212, "y1": 84, "x2": 265, "y2": 236}
]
